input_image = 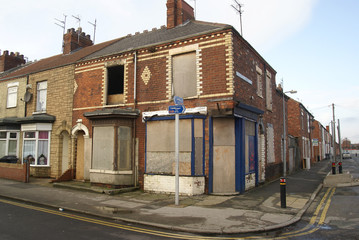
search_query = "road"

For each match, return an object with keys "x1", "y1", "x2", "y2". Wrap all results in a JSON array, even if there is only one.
[
  {"x1": 0, "y1": 199, "x2": 198, "y2": 240},
  {"x1": 288, "y1": 156, "x2": 359, "y2": 239},
  {"x1": 259, "y1": 155, "x2": 359, "y2": 240},
  {"x1": 1, "y1": 156, "x2": 358, "y2": 240}
]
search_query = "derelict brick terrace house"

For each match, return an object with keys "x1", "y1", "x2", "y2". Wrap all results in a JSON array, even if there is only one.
[
  {"x1": 72, "y1": 0, "x2": 285, "y2": 195},
  {"x1": 312, "y1": 119, "x2": 331, "y2": 162},
  {"x1": 0, "y1": 29, "x2": 118, "y2": 179},
  {"x1": 287, "y1": 98, "x2": 314, "y2": 171}
]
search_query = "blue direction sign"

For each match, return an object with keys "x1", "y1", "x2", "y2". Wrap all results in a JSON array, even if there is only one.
[
  {"x1": 169, "y1": 105, "x2": 186, "y2": 114},
  {"x1": 173, "y1": 96, "x2": 184, "y2": 105}
]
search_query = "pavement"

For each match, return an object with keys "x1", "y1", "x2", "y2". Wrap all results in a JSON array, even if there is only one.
[{"x1": 0, "y1": 158, "x2": 357, "y2": 234}]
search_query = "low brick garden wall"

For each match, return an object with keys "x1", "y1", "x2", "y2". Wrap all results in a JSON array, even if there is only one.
[{"x1": 0, "y1": 162, "x2": 29, "y2": 183}]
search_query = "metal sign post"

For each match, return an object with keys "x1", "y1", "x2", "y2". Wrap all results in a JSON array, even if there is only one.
[
  {"x1": 169, "y1": 96, "x2": 185, "y2": 206},
  {"x1": 175, "y1": 113, "x2": 179, "y2": 205}
]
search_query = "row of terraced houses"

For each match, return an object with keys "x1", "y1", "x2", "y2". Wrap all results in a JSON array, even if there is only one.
[{"x1": 0, "y1": 0, "x2": 334, "y2": 195}]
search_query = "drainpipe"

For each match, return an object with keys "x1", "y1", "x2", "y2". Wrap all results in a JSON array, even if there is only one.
[
  {"x1": 134, "y1": 51, "x2": 137, "y2": 103},
  {"x1": 133, "y1": 51, "x2": 138, "y2": 188},
  {"x1": 24, "y1": 75, "x2": 29, "y2": 117}
]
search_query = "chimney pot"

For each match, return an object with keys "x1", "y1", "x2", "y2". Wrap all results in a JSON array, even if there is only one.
[
  {"x1": 0, "y1": 50, "x2": 26, "y2": 72},
  {"x1": 166, "y1": 0, "x2": 194, "y2": 29},
  {"x1": 63, "y1": 28, "x2": 93, "y2": 54}
]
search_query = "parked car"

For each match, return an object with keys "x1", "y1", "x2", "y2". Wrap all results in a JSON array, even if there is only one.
[{"x1": 342, "y1": 152, "x2": 351, "y2": 159}]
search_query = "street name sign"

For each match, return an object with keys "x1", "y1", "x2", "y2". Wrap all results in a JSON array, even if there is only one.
[{"x1": 169, "y1": 105, "x2": 186, "y2": 114}]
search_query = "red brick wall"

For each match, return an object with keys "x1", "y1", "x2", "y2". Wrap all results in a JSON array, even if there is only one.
[
  {"x1": 136, "y1": 57, "x2": 168, "y2": 102},
  {"x1": 312, "y1": 120, "x2": 321, "y2": 162},
  {"x1": 232, "y1": 33, "x2": 284, "y2": 180},
  {"x1": 287, "y1": 98, "x2": 314, "y2": 165},
  {"x1": 0, "y1": 163, "x2": 29, "y2": 183},
  {"x1": 201, "y1": 44, "x2": 228, "y2": 95},
  {"x1": 74, "y1": 70, "x2": 104, "y2": 109},
  {"x1": 73, "y1": 28, "x2": 285, "y2": 187}
]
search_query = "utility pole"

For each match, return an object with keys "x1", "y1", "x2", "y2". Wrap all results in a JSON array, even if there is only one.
[
  {"x1": 330, "y1": 103, "x2": 337, "y2": 174},
  {"x1": 337, "y1": 119, "x2": 343, "y2": 173},
  {"x1": 332, "y1": 104, "x2": 336, "y2": 166},
  {"x1": 231, "y1": 0, "x2": 244, "y2": 36}
]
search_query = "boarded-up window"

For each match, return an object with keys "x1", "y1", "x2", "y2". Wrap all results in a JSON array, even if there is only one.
[
  {"x1": 301, "y1": 109, "x2": 304, "y2": 130},
  {"x1": 118, "y1": 126, "x2": 132, "y2": 170},
  {"x1": 267, "y1": 123, "x2": 275, "y2": 163},
  {"x1": 172, "y1": 52, "x2": 197, "y2": 98},
  {"x1": 256, "y1": 66, "x2": 263, "y2": 98},
  {"x1": 92, "y1": 125, "x2": 132, "y2": 171},
  {"x1": 92, "y1": 126, "x2": 114, "y2": 170},
  {"x1": 146, "y1": 119, "x2": 192, "y2": 175},
  {"x1": 266, "y1": 71, "x2": 272, "y2": 111},
  {"x1": 194, "y1": 119, "x2": 203, "y2": 175}
]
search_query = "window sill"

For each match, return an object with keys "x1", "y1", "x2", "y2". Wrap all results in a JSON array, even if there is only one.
[
  {"x1": 29, "y1": 165, "x2": 50, "y2": 167},
  {"x1": 33, "y1": 111, "x2": 47, "y2": 115},
  {"x1": 104, "y1": 103, "x2": 125, "y2": 107},
  {"x1": 90, "y1": 169, "x2": 133, "y2": 175}
]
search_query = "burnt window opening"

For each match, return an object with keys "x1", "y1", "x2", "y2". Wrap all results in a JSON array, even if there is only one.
[{"x1": 107, "y1": 65, "x2": 124, "y2": 104}]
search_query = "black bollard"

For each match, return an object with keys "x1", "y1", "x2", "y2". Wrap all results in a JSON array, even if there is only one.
[
  {"x1": 280, "y1": 177, "x2": 286, "y2": 208},
  {"x1": 332, "y1": 162, "x2": 336, "y2": 174},
  {"x1": 338, "y1": 161, "x2": 343, "y2": 174}
]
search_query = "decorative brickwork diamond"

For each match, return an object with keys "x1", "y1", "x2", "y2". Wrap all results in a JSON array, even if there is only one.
[{"x1": 141, "y1": 66, "x2": 151, "y2": 85}]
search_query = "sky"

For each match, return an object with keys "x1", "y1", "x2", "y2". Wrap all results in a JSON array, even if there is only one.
[{"x1": 1, "y1": 0, "x2": 358, "y2": 143}]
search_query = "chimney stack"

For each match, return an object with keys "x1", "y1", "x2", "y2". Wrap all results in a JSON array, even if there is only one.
[
  {"x1": 167, "y1": 0, "x2": 195, "y2": 29},
  {"x1": 0, "y1": 50, "x2": 26, "y2": 72},
  {"x1": 63, "y1": 28, "x2": 93, "y2": 54}
]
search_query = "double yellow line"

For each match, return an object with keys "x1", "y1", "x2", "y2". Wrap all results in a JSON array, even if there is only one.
[
  {"x1": 279, "y1": 187, "x2": 336, "y2": 239},
  {"x1": 0, "y1": 188, "x2": 336, "y2": 240},
  {"x1": 0, "y1": 198, "x2": 208, "y2": 239}
]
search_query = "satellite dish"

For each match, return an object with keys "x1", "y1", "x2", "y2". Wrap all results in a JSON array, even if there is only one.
[{"x1": 23, "y1": 91, "x2": 32, "y2": 103}]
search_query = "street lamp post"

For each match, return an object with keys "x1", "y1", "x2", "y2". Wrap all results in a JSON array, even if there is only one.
[{"x1": 281, "y1": 79, "x2": 297, "y2": 208}]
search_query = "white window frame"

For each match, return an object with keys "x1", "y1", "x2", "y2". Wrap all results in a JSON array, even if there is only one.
[
  {"x1": 22, "y1": 131, "x2": 51, "y2": 167},
  {"x1": 36, "y1": 81, "x2": 47, "y2": 112},
  {"x1": 0, "y1": 131, "x2": 19, "y2": 157},
  {"x1": 6, "y1": 82, "x2": 19, "y2": 108}
]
